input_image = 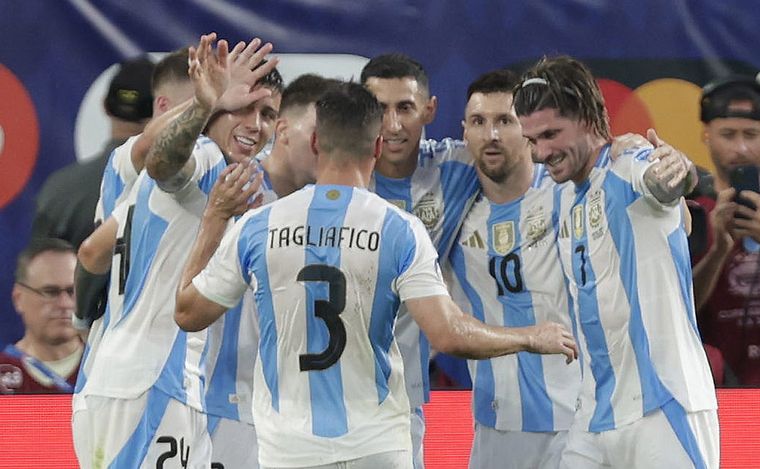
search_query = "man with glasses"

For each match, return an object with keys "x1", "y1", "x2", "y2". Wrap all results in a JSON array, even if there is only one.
[{"x1": 0, "y1": 238, "x2": 82, "y2": 394}]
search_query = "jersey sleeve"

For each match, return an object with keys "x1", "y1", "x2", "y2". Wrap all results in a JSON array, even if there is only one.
[
  {"x1": 95, "y1": 135, "x2": 141, "y2": 223},
  {"x1": 395, "y1": 216, "x2": 450, "y2": 301},
  {"x1": 192, "y1": 213, "x2": 251, "y2": 309}
]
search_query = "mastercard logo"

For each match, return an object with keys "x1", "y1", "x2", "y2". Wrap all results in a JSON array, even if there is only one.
[
  {"x1": 0, "y1": 64, "x2": 39, "y2": 209},
  {"x1": 599, "y1": 77, "x2": 709, "y2": 171}
]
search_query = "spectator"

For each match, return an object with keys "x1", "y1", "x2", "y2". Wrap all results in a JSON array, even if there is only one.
[
  {"x1": 690, "y1": 74, "x2": 760, "y2": 385},
  {"x1": 31, "y1": 56, "x2": 155, "y2": 248},
  {"x1": 0, "y1": 238, "x2": 81, "y2": 394}
]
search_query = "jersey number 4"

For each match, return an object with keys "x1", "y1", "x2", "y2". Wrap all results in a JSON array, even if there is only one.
[{"x1": 298, "y1": 264, "x2": 347, "y2": 372}]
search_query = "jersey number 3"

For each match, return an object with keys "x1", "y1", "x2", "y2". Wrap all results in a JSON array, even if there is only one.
[{"x1": 298, "y1": 265, "x2": 347, "y2": 371}]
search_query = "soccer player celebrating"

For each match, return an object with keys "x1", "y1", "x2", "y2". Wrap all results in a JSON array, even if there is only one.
[
  {"x1": 514, "y1": 56, "x2": 718, "y2": 468},
  {"x1": 175, "y1": 82, "x2": 578, "y2": 469}
]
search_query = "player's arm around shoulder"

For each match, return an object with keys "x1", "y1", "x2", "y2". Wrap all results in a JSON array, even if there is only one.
[{"x1": 640, "y1": 129, "x2": 698, "y2": 206}]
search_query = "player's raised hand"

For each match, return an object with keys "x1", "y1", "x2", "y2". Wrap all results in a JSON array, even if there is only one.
[
  {"x1": 527, "y1": 322, "x2": 578, "y2": 364},
  {"x1": 206, "y1": 160, "x2": 262, "y2": 220},
  {"x1": 214, "y1": 38, "x2": 279, "y2": 113},
  {"x1": 188, "y1": 33, "x2": 232, "y2": 112},
  {"x1": 646, "y1": 128, "x2": 698, "y2": 192}
]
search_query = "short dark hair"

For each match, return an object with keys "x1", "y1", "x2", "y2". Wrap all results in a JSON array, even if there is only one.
[
  {"x1": 700, "y1": 75, "x2": 760, "y2": 123},
  {"x1": 280, "y1": 74, "x2": 342, "y2": 116},
  {"x1": 152, "y1": 47, "x2": 190, "y2": 93},
  {"x1": 15, "y1": 238, "x2": 75, "y2": 283},
  {"x1": 360, "y1": 53, "x2": 429, "y2": 95},
  {"x1": 513, "y1": 56, "x2": 610, "y2": 140},
  {"x1": 316, "y1": 82, "x2": 383, "y2": 158},
  {"x1": 257, "y1": 61, "x2": 285, "y2": 95},
  {"x1": 467, "y1": 69, "x2": 521, "y2": 101}
]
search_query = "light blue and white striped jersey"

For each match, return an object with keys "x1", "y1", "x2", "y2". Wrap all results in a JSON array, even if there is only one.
[
  {"x1": 369, "y1": 138, "x2": 479, "y2": 408},
  {"x1": 193, "y1": 184, "x2": 449, "y2": 467},
  {"x1": 449, "y1": 164, "x2": 580, "y2": 432},
  {"x1": 78, "y1": 136, "x2": 229, "y2": 412},
  {"x1": 203, "y1": 166, "x2": 277, "y2": 424},
  {"x1": 95, "y1": 135, "x2": 141, "y2": 223},
  {"x1": 555, "y1": 145, "x2": 716, "y2": 432}
]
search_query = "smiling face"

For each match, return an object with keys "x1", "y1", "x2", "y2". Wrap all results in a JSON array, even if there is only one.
[
  {"x1": 206, "y1": 86, "x2": 282, "y2": 163},
  {"x1": 463, "y1": 91, "x2": 529, "y2": 183},
  {"x1": 519, "y1": 107, "x2": 596, "y2": 184},
  {"x1": 363, "y1": 77, "x2": 436, "y2": 172}
]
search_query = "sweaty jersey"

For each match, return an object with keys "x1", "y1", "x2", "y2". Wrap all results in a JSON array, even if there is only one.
[
  {"x1": 369, "y1": 138, "x2": 479, "y2": 408},
  {"x1": 77, "y1": 136, "x2": 228, "y2": 411},
  {"x1": 555, "y1": 145, "x2": 716, "y2": 432},
  {"x1": 449, "y1": 164, "x2": 580, "y2": 432},
  {"x1": 95, "y1": 134, "x2": 141, "y2": 223},
  {"x1": 193, "y1": 184, "x2": 450, "y2": 467},
  {"x1": 203, "y1": 167, "x2": 277, "y2": 423}
]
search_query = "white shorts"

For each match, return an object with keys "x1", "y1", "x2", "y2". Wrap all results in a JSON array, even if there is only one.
[
  {"x1": 72, "y1": 389, "x2": 211, "y2": 469},
  {"x1": 560, "y1": 399, "x2": 719, "y2": 469},
  {"x1": 410, "y1": 406, "x2": 426, "y2": 469},
  {"x1": 208, "y1": 415, "x2": 258, "y2": 468},
  {"x1": 469, "y1": 424, "x2": 567, "y2": 469},
  {"x1": 259, "y1": 450, "x2": 412, "y2": 469}
]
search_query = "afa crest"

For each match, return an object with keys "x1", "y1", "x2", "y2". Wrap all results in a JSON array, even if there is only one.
[
  {"x1": 492, "y1": 221, "x2": 515, "y2": 255},
  {"x1": 414, "y1": 192, "x2": 442, "y2": 230},
  {"x1": 588, "y1": 191, "x2": 603, "y2": 229}
]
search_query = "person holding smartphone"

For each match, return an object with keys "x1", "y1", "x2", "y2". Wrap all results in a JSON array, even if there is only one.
[{"x1": 691, "y1": 74, "x2": 760, "y2": 386}]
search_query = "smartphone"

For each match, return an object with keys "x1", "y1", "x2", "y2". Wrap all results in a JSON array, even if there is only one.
[{"x1": 729, "y1": 165, "x2": 760, "y2": 213}]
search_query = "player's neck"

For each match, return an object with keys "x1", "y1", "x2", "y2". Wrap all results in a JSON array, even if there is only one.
[
  {"x1": 262, "y1": 150, "x2": 299, "y2": 198},
  {"x1": 316, "y1": 156, "x2": 373, "y2": 188},
  {"x1": 374, "y1": 152, "x2": 418, "y2": 179},
  {"x1": 482, "y1": 156, "x2": 534, "y2": 205},
  {"x1": 16, "y1": 336, "x2": 82, "y2": 362}
]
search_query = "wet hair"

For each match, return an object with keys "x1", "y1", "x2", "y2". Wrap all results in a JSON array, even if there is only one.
[
  {"x1": 15, "y1": 238, "x2": 75, "y2": 283},
  {"x1": 513, "y1": 56, "x2": 610, "y2": 140},
  {"x1": 360, "y1": 53, "x2": 429, "y2": 95},
  {"x1": 315, "y1": 82, "x2": 383, "y2": 158},
  {"x1": 467, "y1": 69, "x2": 521, "y2": 100},
  {"x1": 151, "y1": 47, "x2": 190, "y2": 93},
  {"x1": 279, "y1": 74, "x2": 342, "y2": 116}
]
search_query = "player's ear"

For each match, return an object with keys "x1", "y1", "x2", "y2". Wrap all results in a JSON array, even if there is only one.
[
  {"x1": 275, "y1": 118, "x2": 288, "y2": 145},
  {"x1": 310, "y1": 131, "x2": 319, "y2": 156},
  {"x1": 423, "y1": 95, "x2": 438, "y2": 125},
  {"x1": 373, "y1": 135, "x2": 383, "y2": 161}
]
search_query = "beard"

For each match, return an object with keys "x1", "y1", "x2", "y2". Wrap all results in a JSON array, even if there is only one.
[{"x1": 477, "y1": 156, "x2": 509, "y2": 183}]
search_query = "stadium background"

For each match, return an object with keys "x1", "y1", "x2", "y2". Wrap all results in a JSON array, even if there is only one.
[{"x1": 1, "y1": 2, "x2": 758, "y2": 466}]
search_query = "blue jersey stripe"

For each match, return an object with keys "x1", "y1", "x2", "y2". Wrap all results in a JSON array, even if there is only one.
[
  {"x1": 604, "y1": 174, "x2": 672, "y2": 418},
  {"x1": 438, "y1": 160, "x2": 479, "y2": 258},
  {"x1": 121, "y1": 179, "x2": 168, "y2": 323},
  {"x1": 450, "y1": 242, "x2": 497, "y2": 428},
  {"x1": 205, "y1": 302, "x2": 243, "y2": 419},
  {"x1": 304, "y1": 185, "x2": 351, "y2": 437},
  {"x1": 488, "y1": 201, "x2": 553, "y2": 431},
  {"x1": 572, "y1": 180, "x2": 616, "y2": 431},
  {"x1": 239, "y1": 207, "x2": 278, "y2": 410},
  {"x1": 109, "y1": 387, "x2": 171, "y2": 468},
  {"x1": 153, "y1": 330, "x2": 189, "y2": 404},
  {"x1": 368, "y1": 208, "x2": 409, "y2": 404},
  {"x1": 668, "y1": 228, "x2": 701, "y2": 336},
  {"x1": 101, "y1": 150, "x2": 124, "y2": 218},
  {"x1": 661, "y1": 399, "x2": 709, "y2": 469},
  {"x1": 373, "y1": 173, "x2": 413, "y2": 213},
  {"x1": 198, "y1": 159, "x2": 227, "y2": 195}
]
